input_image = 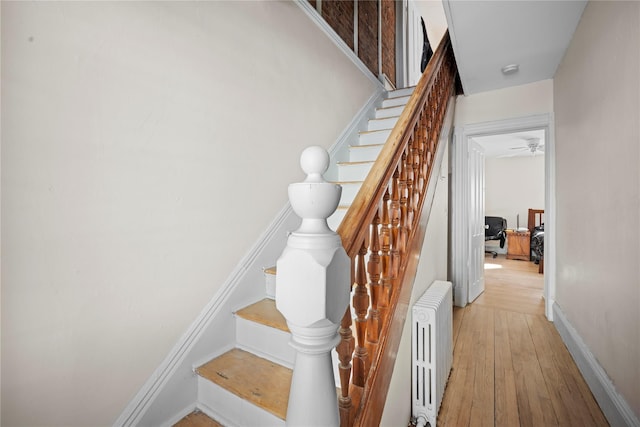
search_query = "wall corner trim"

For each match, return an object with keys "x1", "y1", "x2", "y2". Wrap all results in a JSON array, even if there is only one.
[{"x1": 553, "y1": 302, "x2": 640, "y2": 427}]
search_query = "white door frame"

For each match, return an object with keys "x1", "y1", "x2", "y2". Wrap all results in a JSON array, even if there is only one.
[
  {"x1": 451, "y1": 113, "x2": 556, "y2": 320},
  {"x1": 399, "y1": 0, "x2": 422, "y2": 87}
]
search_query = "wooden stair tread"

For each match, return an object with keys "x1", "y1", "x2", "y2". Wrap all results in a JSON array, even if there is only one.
[
  {"x1": 376, "y1": 104, "x2": 404, "y2": 111},
  {"x1": 369, "y1": 115, "x2": 401, "y2": 121},
  {"x1": 385, "y1": 93, "x2": 411, "y2": 101},
  {"x1": 173, "y1": 410, "x2": 223, "y2": 427},
  {"x1": 236, "y1": 298, "x2": 289, "y2": 332},
  {"x1": 337, "y1": 160, "x2": 375, "y2": 166},
  {"x1": 331, "y1": 180, "x2": 364, "y2": 185},
  {"x1": 358, "y1": 128, "x2": 392, "y2": 135},
  {"x1": 349, "y1": 143, "x2": 384, "y2": 149},
  {"x1": 197, "y1": 348, "x2": 291, "y2": 420}
]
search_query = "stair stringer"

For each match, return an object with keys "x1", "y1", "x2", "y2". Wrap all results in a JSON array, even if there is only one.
[{"x1": 113, "y1": 87, "x2": 386, "y2": 427}]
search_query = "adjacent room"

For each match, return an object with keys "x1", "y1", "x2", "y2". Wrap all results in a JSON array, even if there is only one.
[
  {"x1": 478, "y1": 129, "x2": 545, "y2": 311},
  {"x1": 479, "y1": 130, "x2": 544, "y2": 252}
]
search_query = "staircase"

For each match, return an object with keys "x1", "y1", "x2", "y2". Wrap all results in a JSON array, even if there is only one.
[
  {"x1": 173, "y1": 87, "x2": 415, "y2": 427},
  {"x1": 328, "y1": 86, "x2": 415, "y2": 231}
]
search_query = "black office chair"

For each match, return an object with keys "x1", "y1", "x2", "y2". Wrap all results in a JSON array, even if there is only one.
[{"x1": 485, "y1": 216, "x2": 507, "y2": 258}]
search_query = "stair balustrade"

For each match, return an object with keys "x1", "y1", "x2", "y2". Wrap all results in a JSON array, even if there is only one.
[
  {"x1": 276, "y1": 32, "x2": 457, "y2": 427},
  {"x1": 334, "y1": 32, "x2": 457, "y2": 427}
]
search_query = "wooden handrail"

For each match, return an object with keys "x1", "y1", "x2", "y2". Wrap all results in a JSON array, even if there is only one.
[{"x1": 335, "y1": 31, "x2": 458, "y2": 427}]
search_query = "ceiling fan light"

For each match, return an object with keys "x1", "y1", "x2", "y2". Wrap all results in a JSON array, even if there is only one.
[{"x1": 501, "y1": 63, "x2": 519, "y2": 75}]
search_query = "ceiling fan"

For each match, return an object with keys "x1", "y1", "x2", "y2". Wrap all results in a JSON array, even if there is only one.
[{"x1": 499, "y1": 137, "x2": 544, "y2": 158}]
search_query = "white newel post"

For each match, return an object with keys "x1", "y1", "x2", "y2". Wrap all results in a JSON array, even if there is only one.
[{"x1": 276, "y1": 146, "x2": 351, "y2": 427}]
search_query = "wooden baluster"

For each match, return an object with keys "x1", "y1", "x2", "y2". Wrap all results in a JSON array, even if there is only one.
[
  {"x1": 390, "y1": 169, "x2": 401, "y2": 283},
  {"x1": 366, "y1": 211, "x2": 381, "y2": 345},
  {"x1": 424, "y1": 104, "x2": 431, "y2": 187},
  {"x1": 407, "y1": 142, "x2": 416, "y2": 229},
  {"x1": 413, "y1": 121, "x2": 424, "y2": 210},
  {"x1": 352, "y1": 241, "x2": 369, "y2": 387},
  {"x1": 398, "y1": 147, "x2": 407, "y2": 222},
  {"x1": 379, "y1": 189, "x2": 391, "y2": 322},
  {"x1": 436, "y1": 79, "x2": 443, "y2": 125},
  {"x1": 416, "y1": 116, "x2": 426, "y2": 194},
  {"x1": 398, "y1": 152, "x2": 409, "y2": 253},
  {"x1": 425, "y1": 92, "x2": 433, "y2": 172},
  {"x1": 406, "y1": 143, "x2": 415, "y2": 229},
  {"x1": 413, "y1": 126, "x2": 424, "y2": 211},
  {"x1": 428, "y1": 93, "x2": 436, "y2": 163},
  {"x1": 414, "y1": 127, "x2": 422, "y2": 198},
  {"x1": 425, "y1": 104, "x2": 432, "y2": 179},
  {"x1": 337, "y1": 306, "x2": 354, "y2": 427}
]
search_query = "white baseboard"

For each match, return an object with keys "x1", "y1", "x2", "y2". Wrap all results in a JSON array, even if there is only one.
[
  {"x1": 160, "y1": 404, "x2": 197, "y2": 427},
  {"x1": 553, "y1": 303, "x2": 640, "y2": 427}
]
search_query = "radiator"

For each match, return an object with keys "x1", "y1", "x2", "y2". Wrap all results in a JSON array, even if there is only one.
[{"x1": 412, "y1": 280, "x2": 453, "y2": 427}]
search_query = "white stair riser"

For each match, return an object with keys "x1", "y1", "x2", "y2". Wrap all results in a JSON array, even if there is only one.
[
  {"x1": 337, "y1": 182, "x2": 362, "y2": 206},
  {"x1": 327, "y1": 208, "x2": 347, "y2": 231},
  {"x1": 389, "y1": 86, "x2": 415, "y2": 98},
  {"x1": 338, "y1": 162, "x2": 373, "y2": 182},
  {"x1": 382, "y1": 95, "x2": 411, "y2": 108},
  {"x1": 358, "y1": 129, "x2": 392, "y2": 145},
  {"x1": 349, "y1": 144, "x2": 383, "y2": 162},
  {"x1": 235, "y1": 317, "x2": 295, "y2": 368},
  {"x1": 197, "y1": 378, "x2": 285, "y2": 427},
  {"x1": 375, "y1": 105, "x2": 405, "y2": 119},
  {"x1": 367, "y1": 116, "x2": 399, "y2": 131},
  {"x1": 265, "y1": 271, "x2": 276, "y2": 300}
]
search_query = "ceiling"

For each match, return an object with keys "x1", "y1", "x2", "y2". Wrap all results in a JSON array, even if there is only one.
[
  {"x1": 442, "y1": 0, "x2": 587, "y2": 95},
  {"x1": 439, "y1": 0, "x2": 586, "y2": 157},
  {"x1": 473, "y1": 129, "x2": 545, "y2": 158}
]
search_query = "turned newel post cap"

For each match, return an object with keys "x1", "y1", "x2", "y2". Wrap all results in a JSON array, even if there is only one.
[
  {"x1": 288, "y1": 146, "x2": 341, "y2": 235},
  {"x1": 300, "y1": 145, "x2": 330, "y2": 183}
]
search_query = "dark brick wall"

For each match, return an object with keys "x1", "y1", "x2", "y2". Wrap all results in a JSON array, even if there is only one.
[
  {"x1": 358, "y1": 0, "x2": 379, "y2": 77},
  {"x1": 322, "y1": 0, "x2": 355, "y2": 50},
  {"x1": 381, "y1": 0, "x2": 396, "y2": 86},
  {"x1": 308, "y1": 0, "x2": 396, "y2": 83}
]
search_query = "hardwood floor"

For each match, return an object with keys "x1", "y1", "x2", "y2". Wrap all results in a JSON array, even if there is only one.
[{"x1": 437, "y1": 255, "x2": 608, "y2": 426}]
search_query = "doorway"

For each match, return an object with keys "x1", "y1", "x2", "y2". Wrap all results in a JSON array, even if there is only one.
[{"x1": 451, "y1": 114, "x2": 556, "y2": 320}]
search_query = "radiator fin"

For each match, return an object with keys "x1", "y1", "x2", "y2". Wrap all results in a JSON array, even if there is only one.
[{"x1": 411, "y1": 281, "x2": 453, "y2": 427}]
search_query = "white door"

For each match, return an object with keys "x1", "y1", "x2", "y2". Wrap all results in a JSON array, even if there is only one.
[
  {"x1": 405, "y1": 1, "x2": 422, "y2": 86},
  {"x1": 468, "y1": 140, "x2": 485, "y2": 302}
]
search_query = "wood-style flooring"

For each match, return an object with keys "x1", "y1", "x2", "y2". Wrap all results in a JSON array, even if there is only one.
[
  {"x1": 173, "y1": 411, "x2": 223, "y2": 427},
  {"x1": 437, "y1": 255, "x2": 608, "y2": 426}
]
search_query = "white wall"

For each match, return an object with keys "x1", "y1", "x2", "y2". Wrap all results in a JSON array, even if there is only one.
[
  {"x1": 0, "y1": 2, "x2": 377, "y2": 425},
  {"x1": 554, "y1": 0, "x2": 640, "y2": 420},
  {"x1": 455, "y1": 79, "x2": 554, "y2": 126},
  {"x1": 485, "y1": 156, "x2": 545, "y2": 250},
  {"x1": 416, "y1": 0, "x2": 448, "y2": 51}
]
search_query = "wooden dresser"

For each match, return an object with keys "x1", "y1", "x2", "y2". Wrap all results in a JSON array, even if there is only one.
[{"x1": 506, "y1": 230, "x2": 531, "y2": 261}]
